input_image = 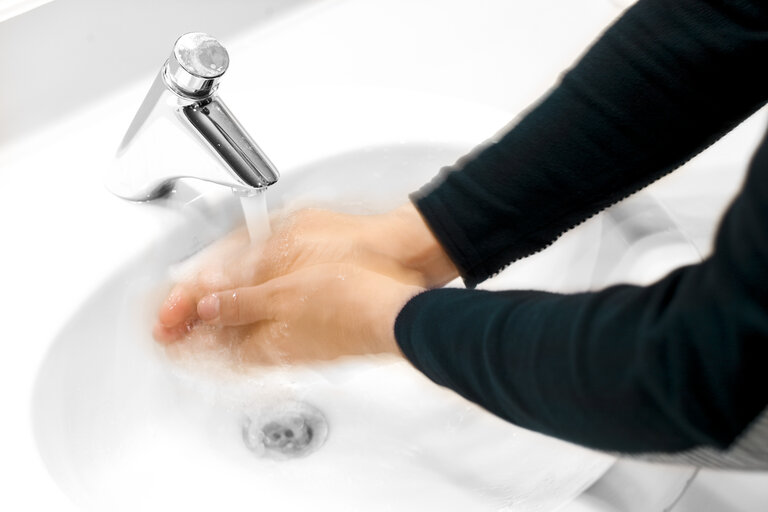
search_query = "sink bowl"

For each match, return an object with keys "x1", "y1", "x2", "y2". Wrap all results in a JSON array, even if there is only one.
[{"x1": 32, "y1": 134, "x2": 701, "y2": 510}]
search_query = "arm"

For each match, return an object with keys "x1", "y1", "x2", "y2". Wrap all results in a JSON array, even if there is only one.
[
  {"x1": 415, "y1": 0, "x2": 768, "y2": 287},
  {"x1": 392, "y1": 0, "x2": 768, "y2": 452},
  {"x1": 397, "y1": 135, "x2": 768, "y2": 452}
]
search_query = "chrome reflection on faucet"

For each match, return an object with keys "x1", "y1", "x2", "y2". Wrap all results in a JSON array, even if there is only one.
[{"x1": 109, "y1": 32, "x2": 279, "y2": 201}]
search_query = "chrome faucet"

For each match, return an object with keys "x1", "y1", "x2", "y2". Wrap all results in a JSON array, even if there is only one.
[{"x1": 108, "y1": 32, "x2": 279, "y2": 201}]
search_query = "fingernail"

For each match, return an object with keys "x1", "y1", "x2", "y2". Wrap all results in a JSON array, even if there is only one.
[{"x1": 197, "y1": 294, "x2": 220, "y2": 322}]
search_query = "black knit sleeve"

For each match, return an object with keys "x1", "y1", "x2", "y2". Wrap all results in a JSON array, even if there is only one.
[
  {"x1": 396, "y1": 129, "x2": 768, "y2": 451},
  {"x1": 413, "y1": 0, "x2": 768, "y2": 287},
  {"x1": 396, "y1": 0, "x2": 768, "y2": 452}
]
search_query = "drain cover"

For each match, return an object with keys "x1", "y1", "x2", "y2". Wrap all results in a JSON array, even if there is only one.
[{"x1": 242, "y1": 401, "x2": 328, "y2": 459}]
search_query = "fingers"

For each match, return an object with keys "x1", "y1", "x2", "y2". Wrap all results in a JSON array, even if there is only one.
[
  {"x1": 152, "y1": 321, "x2": 192, "y2": 344},
  {"x1": 197, "y1": 284, "x2": 279, "y2": 326},
  {"x1": 157, "y1": 252, "x2": 250, "y2": 330},
  {"x1": 157, "y1": 284, "x2": 196, "y2": 328}
]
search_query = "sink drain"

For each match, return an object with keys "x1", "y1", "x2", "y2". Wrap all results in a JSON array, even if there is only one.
[{"x1": 242, "y1": 401, "x2": 328, "y2": 459}]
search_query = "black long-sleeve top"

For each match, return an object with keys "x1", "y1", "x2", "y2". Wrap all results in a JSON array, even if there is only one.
[{"x1": 394, "y1": 0, "x2": 768, "y2": 454}]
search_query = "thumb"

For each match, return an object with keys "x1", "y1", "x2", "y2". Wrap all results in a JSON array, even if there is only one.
[{"x1": 197, "y1": 284, "x2": 280, "y2": 326}]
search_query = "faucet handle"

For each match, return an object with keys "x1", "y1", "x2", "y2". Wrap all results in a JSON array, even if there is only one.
[{"x1": 165, "y1": 33, "x2": 230, "y2": 99}]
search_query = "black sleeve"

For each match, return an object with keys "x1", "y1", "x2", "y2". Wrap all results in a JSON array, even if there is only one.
[
  {"x1": 396, "y1": 132, "x2": 768, "y2": 452},
  {"x1": 395, "y1": 0, "x2": 768, "y2": 452},
  {"x1": 413, "y1": 0, "x2": 768, "y2": 288}
]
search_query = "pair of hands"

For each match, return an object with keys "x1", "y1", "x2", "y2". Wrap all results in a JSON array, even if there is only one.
[{"x1": 153, "y1": 205, "x2": 458, "y2": 365}]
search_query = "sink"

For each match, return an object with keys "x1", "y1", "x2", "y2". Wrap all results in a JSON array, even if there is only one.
[
  {"x1": 2, "y1": 0, "x2": 763, "y2": 507},
  {"x1": 32, "y1": 133, "x2": 700, "y2": 510}
]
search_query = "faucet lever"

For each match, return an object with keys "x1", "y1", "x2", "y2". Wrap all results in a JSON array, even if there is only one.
[{"x1": 109, "y1": 32, "x2": 279, "y2": 201}]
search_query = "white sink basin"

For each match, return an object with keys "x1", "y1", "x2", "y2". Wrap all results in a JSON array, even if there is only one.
[{"x1": 32, "y1": 133, "x2": 699, "y2": 510}]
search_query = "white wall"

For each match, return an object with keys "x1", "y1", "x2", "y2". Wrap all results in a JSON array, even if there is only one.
[{"x1": 0, "y1": 0, "x2": 315, "y2": 145}]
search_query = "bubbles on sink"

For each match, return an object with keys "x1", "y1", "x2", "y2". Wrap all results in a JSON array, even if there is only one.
[{"x1": 162, "y1": 323, "x2": 319, "y2": 401}]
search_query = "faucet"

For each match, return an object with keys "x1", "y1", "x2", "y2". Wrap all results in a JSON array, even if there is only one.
[{"x1": 108, "y1": 32, "x2": 279, "y2": 201}]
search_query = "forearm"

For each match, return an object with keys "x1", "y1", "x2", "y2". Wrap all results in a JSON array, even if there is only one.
[
  {"x1": 414, "y1": 0, "x2": 768, "y2": 287},
  {"x1": 394, "y1": 260, "x2": 768, "y2": 453},
  {"x1": 393, "y1": 101, "x2": 768, "y2": 456}
]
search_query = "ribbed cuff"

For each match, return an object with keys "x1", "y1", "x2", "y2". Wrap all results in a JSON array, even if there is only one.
[{"x1": 409, "y1": 190, "x2": 486, "y2": 289}]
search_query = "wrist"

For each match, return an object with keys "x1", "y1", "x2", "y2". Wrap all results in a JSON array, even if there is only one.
[
  {"x1": 376, "y1": 204, "x2": 459, "y2": 286},
  {"x1": 377, "y1": 283, "x2": 424, "y2": 357}
]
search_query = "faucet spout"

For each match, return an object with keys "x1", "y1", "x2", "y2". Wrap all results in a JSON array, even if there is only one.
[{"x1": 109, "y1": 32, "x2": 279, "y2": 201}]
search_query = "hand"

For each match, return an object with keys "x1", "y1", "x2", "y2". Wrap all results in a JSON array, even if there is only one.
[
  {"x1": 186, "y1": 263, "x2": 423, "y2": 365},
  {"x1": 154, "y1": 204, "x2": 457, "y2": 343}
]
